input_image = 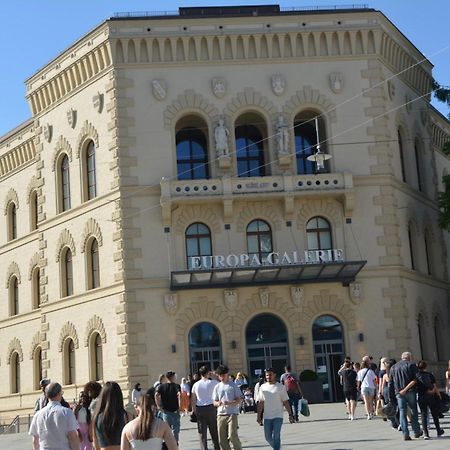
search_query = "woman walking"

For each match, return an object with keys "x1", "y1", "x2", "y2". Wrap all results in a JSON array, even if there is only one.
[
  {"x1": 341, "y1": 361, "x2": 357, "y2": 420},
  {"x1": 180, "y1": 378, "x2": 190, "y2": 416},
  {"x1": 379, "y1": 359, "x2": 399, "y2": 429},
  {"x1": 75, "y1": 391, "x2": 93, "y2": 450},
  {"x1": 93, "y1": 381, "x2": 129, "y2": 450},
  {"x1": 121, "y1": 394, "x2": 178, "y2": 450},
  {"x1": 357, "y1": 357, "x2": 377, "y2": 420}
]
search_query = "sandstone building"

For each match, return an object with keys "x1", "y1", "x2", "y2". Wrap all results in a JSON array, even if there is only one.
[{"x1": 1, "y1": 5, "x2": 450, "y2": 419}]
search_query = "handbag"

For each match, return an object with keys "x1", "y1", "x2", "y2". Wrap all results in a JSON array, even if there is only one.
[
  {"x1": 382, "y1": 402, "x2": 398, "y2": 418},
  {"x1": 299, "y1": 398, "x2": 310, "y2": 417},
  {"x1": 375, "y1": 399, "x2": 384, "y2": 416}
]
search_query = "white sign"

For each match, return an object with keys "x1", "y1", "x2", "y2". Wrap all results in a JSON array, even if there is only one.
[
  {"x1": 189, "y1": 249, "x2": 344, "y2": 270},
  {"x1": 254, "y1": 369, "x2": 262, "y2": 375}
]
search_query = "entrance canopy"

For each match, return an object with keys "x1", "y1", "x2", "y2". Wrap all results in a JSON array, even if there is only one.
[{"x1": 171, "y1": 260, "x2": 366, "y2": 290}]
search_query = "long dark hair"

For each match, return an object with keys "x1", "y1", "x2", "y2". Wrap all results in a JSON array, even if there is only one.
[
  {"x1": 136, "y1": 394, "x2": 156, "y2": 441},
  {"x1": 74, "y1": 391, "x2": 91, "y2": 424},
  {"x1": 93, "y1": 381, "x2": 125, "y2": 443}
]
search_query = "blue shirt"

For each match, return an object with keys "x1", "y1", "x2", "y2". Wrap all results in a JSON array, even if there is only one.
[{"x1": 213, "y1": 381, "x2": 242, "y2": 415}]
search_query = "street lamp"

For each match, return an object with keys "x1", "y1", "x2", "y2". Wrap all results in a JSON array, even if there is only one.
[{"x1": 306, "y1": 116, "x2": 332, "y2": 171}]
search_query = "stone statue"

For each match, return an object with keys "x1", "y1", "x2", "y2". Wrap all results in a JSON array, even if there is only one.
[
  {"x1": 276, "y1": 115, "x2": 289, "y2": 155},
  {"x1": 214, "y1": 118, "x2": 230, "y2": 157}
]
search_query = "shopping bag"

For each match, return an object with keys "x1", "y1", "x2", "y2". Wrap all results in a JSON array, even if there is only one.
[
  {"x1": 299, "y1": 398, "x2": 310, "y2": 417},
  {"x1": 375, "y1": 399, "x2": 384, "y2": 416}
]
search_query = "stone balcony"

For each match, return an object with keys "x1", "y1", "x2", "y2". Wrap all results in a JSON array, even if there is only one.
[{"x1": 160, "y1": 172, "x2": 354, "y2": 226}]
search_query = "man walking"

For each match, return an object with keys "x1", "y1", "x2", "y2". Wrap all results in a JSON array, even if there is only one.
[
  {"x1": 191, "y1": 365, "x2": 220, "y2": 450},
  {"x1": 213, "y1": 365, "x2": 243, "y2": 450},
  {"x1": 389, "y1": 352, "x2": 422, "y2": 441},
  {"x1": 34, "y1": 378, "x2": 50, "y2": 412},
  {"x1": 29, "y1": 382, "x2": 80, "y2": 450},
  {"x1": 155, "y1": 370, "x2": 181, "y2": 444},
  {"x1": 280, "y1": 365, "x2": 303, "y2": 422},
  {"x1": 257, "y1": 368, "x2": 294, "y2": 450}
]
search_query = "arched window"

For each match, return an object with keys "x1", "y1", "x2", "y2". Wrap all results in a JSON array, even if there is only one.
[
  {"x1": 9, "y1": 276, "x2": 19, "y2": 316},
  {"x1": 34, "y1": 347, "x2": 43, "y2": 390},
  {"x1": 408, "y1": 225, "x2": 416, "y2": 270},
  {"x1": 7, "y1": 202, "x2": 18, "y2": 241},
  {"x1": 189, "y1": 322, "x2": 222, "y2": 374},
  {"x1": 186, "y1": 223, "x2": 212, "y2": 269},
  {"x1": 433, "y1": 317, "x2": 442, "y2": 361},
  {"x1": 246, "y1": 219, "x2": 273, "y2": 263},
  {"x1": 11, "y1": 352, "x2": 20, "y2": 394},
  {"x1": 87, "y1": 239, "x2": 100, "y2": 289},
  {"x1": 414, "y1": 140, "x2": 422, "y2": 192},
  {"x1": 306, "y1": 217, "x2": 332, "y2": 250},
  {"x1": 83, "y1": 140, "x2": 97, "y2": 201},
  {"x1": 32, "y1": 267, "x2": 41, "y2": 309},
  {"x1": 90, "y1": 333, "x2": 103, "y2": 381},
  {"x1": 397, "y1": 129, "x2": 406, "y2": 182},
  {"x1": 424, "y1": 233, "x2": 432, "y2": 276},
  {"x1": 59, "y1": 154, "x2": 71, "y2": 212},
  {"x1": 176, "y1": 118, "x2": 209, "y2": 180},
  {"x1": 235, "y1": 112, "x2": 267, "y2": 177},
  {"x1": 61, "y1": 248, "x2": 74, "y2": 297},
  {"x1": 417, "y1": 314, "x2": 426, "y2": 360},
  {"x1": 64, "y1": 338, "x2": 76, "y2": 385},
  {"x1": 295, "y1": 111, "x2": 327, "y2": 174},
  {"x1": 30, "y1": 190, "x2": 38, "y2": 231}
]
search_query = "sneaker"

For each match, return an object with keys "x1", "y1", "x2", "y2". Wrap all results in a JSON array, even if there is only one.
[
  {"x1": 414, "y1": 431, "x2": 423, "y2": 439},
  {"x1": 437, "y1": 429, "x2": 445, "y2": 437},
  {"x1": 404, "y1": 435, "x2": 412, "y2": 441},
  {"x1": 423, "y1": 435, "x2": 430, "y2": 440},
  {"x1": 350, "y1": 415, "x2": 354, "y2": 421}
]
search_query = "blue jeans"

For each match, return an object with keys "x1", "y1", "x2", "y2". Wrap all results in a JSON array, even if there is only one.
[
  {"x1": 263, "y1": 417, "x2": 283, "y2": 450},
  {"x1": 160, "y1": 410, "x2": 181, "y2": 443},
  {"x1": 287, "y1": 392, "x2": 300, "y2": 420},
  {"x1": 396, "y1": 392, "x2": 420, "y2": 437}
]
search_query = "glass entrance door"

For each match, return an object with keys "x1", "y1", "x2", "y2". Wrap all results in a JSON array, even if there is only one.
[
  {"x1": 190, "y1": 347, "x2": 222, "y2": 374},
  {"x1": 246, "y1": 314, "x2": 289, "y2": 384},
  {"x1": 312, "y1": 315, "x2": 345, "y2": 402},
  {"x1": 189, "y1": 322, "x2": 222, "y2": 374}
]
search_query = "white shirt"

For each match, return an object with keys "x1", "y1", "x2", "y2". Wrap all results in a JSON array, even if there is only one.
[
  {"x1": 256, "y1": 382, "x2": 289, "y2": 420},
  {"x1": 29, "y1": 400, "x2": 78, "y2": 450},
  {"x1": 192, "y1": 378, "x2": 218, "y2": 406},
  {"x1": 357, "y1": 368, "x2": 377, "y2": 389}
]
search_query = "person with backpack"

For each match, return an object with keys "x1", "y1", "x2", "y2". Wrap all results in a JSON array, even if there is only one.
[{"x1": 280, "y1": 365, "x2": 303, "y2": 422}]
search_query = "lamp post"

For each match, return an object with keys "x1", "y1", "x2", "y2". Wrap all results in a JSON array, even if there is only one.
[{"x1": 306, "y1": 116, "x2": 332, "y2": 172}]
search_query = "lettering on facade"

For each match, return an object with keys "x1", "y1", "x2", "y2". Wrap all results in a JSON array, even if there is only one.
[{"x1": 188, "y1": 249, "x2": 345, "y2": 270}]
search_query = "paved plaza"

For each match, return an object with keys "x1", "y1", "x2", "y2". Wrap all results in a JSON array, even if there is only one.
[{"x1": 1, "y1": 403, "x2": 449, "y2": 450}]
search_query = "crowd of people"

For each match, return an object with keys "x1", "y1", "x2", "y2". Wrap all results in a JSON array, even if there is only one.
[{"x1": 28, "y1": 355, "x2": 449, "y2": 449}]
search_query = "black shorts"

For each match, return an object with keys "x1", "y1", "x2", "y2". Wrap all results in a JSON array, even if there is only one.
[{"x1": 344, "y1": 390, "x2": 357, "y2": 401}]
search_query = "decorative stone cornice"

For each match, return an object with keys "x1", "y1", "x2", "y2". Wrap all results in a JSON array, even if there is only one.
[
  {"x1": 51, "y1": 136, "x2": 73, "y2": 172},
  {"x1": 80, "y1": 218, "x2": 104, "y2": 252},
  {"x1": 58, "y1": 322, "x2": 79, "y2": 352},
  {"x1": 29, "y1": 332, "x2": 42, "y2": 359},
  {"x1": 7, "y1": 337, "x2": 24, "y2": 364},
  {"x1": 55, "y1": 229, "x2": 76, "y2": 262},
  {"x1": 84, "y1": 315, "x2": 107, "y2": 346},
  {"x1": 76, "y1": 121, "x2": 100, "y2": 158},
  {"x1": 4, "y1": 188, "x2": 19, "y2": 214},
  {"x1": 0, "y1": 138, "x2": 36, "y2": 178},
  {"x1": 5, "y1": 261, "x2": 21, "y2": 288}
]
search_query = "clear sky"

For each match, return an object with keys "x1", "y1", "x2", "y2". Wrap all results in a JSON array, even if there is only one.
[{"x1": 0, "y1": 0, "x2": 448, "y2": 136}]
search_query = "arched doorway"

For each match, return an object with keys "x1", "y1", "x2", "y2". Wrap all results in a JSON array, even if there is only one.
[
  {"x1": 312, "y1": 315, "x2": 345, "y2": 402},
  {"x1": 189, "y1": 322, "x2": 222, "y2": 374},
  {"x1": 246, "y1": 314, "x2": 289, "y2": 384}
]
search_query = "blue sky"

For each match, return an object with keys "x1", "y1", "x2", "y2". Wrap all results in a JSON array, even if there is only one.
[{"x1": 0, "y1": 0, "x2": 448, "y2": 136}]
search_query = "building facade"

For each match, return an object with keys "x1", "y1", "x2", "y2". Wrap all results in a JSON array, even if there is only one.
[{"x1": 1, "y1": 5, "x2": 450, "y2": 419}]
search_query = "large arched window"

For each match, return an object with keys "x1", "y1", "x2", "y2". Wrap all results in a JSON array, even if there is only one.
[
  {"x1": 424, "y1": 233, "x2": 432, "y2": 276},
  {"x1": 306, "y1": 217, "x2": 332, "y2": 250},
  {"x1": 64, "y1": 338, "x2": 76, "y2": 385},
  {"x1": 246, "y1": 219, "x2": 273, "y2": 263},
  {"x1": 295, "y1": 111, "x2": 327, "y2": 174},
  {"x1": 7, "y1": 202, "x2": 18, "y2": 241},
  {"x1": 189, "y1": 322, "x2": 222, "y2": 374},
  {"x1": 87, "y1": 238, "x2": 100, "y2": 289},
  {"x1": 58, "y1": 154, "x2": 71, "y2": 212},
  {"x1": 83, "y1": 140, "x2": 97, "y2": 201},
  {"x1": 11, "y1": 352, "x2": 20, "y2": 394},
  {"x1": 30, "y1": 190, "x2": 38, "y2": 231},
  {"x1": 417, "y1": 314, "x2": 426, "y2": 360},
  {"x1": 89, "y1": 332, "x2": 103, "y2": 381},
  {"x1": 186, "y1": 223, "x2": 212, "y2": 269},
  {"x1": 9, "y1": 275, "x2": 19, "y2": 316},
  {"x1": 33, "y1": 347, "x2": 43, "y2": 390},
  {"x1": 61, "y1": 247, "x2": 74, "y2": 297},
  {"x1": 235, "y1": 112, "x2": 267, "y2": 177},
  {"x1": 433, "y1": 317, "x2": 442, "y2": 361},
  {"x1": 408, "y1": 224, "x2": 416, "y2": 270},
  {"x1": 176, "y1": 116, "x2": 209, "y2": 180},
  {"x1": 414, "y1": 140, "x2": 423, "y2": 192},
  {"x1": 32, "y1": 267, "x2": 41, "y2": 309},
  {"x1": 397, "y1": 129, "x2": 407, "y2": 183}
]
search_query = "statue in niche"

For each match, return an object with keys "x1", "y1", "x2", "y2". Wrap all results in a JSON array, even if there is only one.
[
  {"x1": 214, "y1": 118, "x2": 230, "y2": 157},
  {"x1": 276, "y1": 115, "x2": 290, "y2": 155},
  {"x1": 271, "y1": 74, "x2": 286, "y2": 96}
]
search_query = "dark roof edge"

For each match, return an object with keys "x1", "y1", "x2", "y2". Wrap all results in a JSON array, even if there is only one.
[{"x1": 0, "y1": 118, "x2": 34, "y2": 145}]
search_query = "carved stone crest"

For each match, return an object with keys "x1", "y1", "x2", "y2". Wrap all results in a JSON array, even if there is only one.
[
  {"x1": 271, "y1": 74, "x2": 286, "y2": 96},
  {"x1": 152, "y1": 79, "x2": 167, "y2": 101},
  {"x1": 349, "y1": 282, "x2": 363, "y2": 304},
  {"x1": 67, "y1": 108, "x2": 76, "y2": 128},
  {"x1": 43, "y1": 124, "x2": 52, "y2": 143},
  {"x1": 212, "y1": 77, "x2": 227, "y2": 98},
  {"x1": 224, "y1": 289, "x2": 238, "y2": 311},
  {"x1": 290, "y1": 286, "x2": 304, "y2": 307},
  {"x1": 163, "y1": 293, "x2": 178, "y2": 315},
  {"x1": 387, "y1": 80, "x2": 395, "y2": 100},
  {"x1": 93, "y1": 92, "x2": 104, "y2": 113},
  {"x1": 259, "y1": 288, "x2": 269, "y2": 307},
  {"x1": 329, "y1": 72, "x2": 344, "y2": 94}
]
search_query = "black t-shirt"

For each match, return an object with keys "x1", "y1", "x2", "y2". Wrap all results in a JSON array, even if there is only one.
[
  {"x1": 342, "y1": 369, "x2": 357, "y2": 391},
  {"x1": 156, "y1": 382, "x2": 181, "y2": 412},
  {"x1": 415, "y1": 371, "x2": 435, "y2": 397}
]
